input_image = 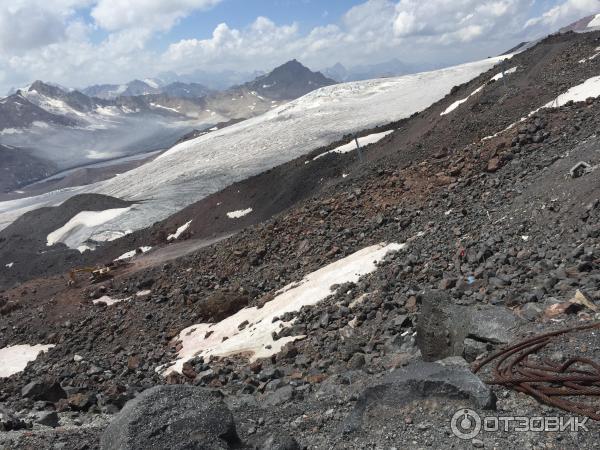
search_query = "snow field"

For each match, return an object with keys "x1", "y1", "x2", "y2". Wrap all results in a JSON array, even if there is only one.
[
  {"x1": 46, "y1": 207, "x2": 132, "y2": 248},
  {"x1": 0, "y1": 344, "x2": 55, "y2": 378},
  {"x1": 162, "y1": 242, "x2": 406, "y2": 375}
]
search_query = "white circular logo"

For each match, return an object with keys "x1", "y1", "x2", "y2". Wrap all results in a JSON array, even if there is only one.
[{"x1": 451, "y1": 408, "x2": 482, "y2": 440}]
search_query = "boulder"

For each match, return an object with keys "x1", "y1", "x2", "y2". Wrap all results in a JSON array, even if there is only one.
[
  {"x1": 416, "y1": 291, "x2": 521, "y2": 361},
  {"x1": 35, "y1": 411, "x2": 59, "y2": 428},
  {"x1": 100, "y1": 386, "x2": 239, "y2": 450},
  {"x1": 21, "y1": 378, "x2": 66, "y2": 403},
  {"x1": 0, "y1": 407, "x2": 27, "y2": 431},
  {"x1": 343, "y1": 360, "x2": 495, "y2": 433}
]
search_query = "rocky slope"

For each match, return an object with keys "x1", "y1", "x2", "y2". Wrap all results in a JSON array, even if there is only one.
[{"x1": 1, "y1": 30, "x2": 600, "y2": 449}]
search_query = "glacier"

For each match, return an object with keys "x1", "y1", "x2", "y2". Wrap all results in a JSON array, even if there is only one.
[{"x1": 0, "y1": 55, "x2": 512, "y2": 247}]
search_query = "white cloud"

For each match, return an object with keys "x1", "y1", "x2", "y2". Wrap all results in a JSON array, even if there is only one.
[
  {"x1": 165, "y1": 17, "x2": 300, "y2": 72},
  {"x1": 393, "y1": 11, "x2": 421, "y2": 36},
  {"x1": 525, "y1": 0, "x2": 600, "y2": 27},
  {"x1": 0, "y1": 0, "x2": 598, "y2": 93},
  {"x1": 91, "y1": 0, "x2": 222, "y2": 32},
  {"x1": 0, "y1": 0, "x2": 92, "y2": 53}
]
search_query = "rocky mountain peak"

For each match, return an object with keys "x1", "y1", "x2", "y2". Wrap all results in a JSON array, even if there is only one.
[
  {"x1": 27, "y1": 81, "x2": 67, "y2": 97},
  {"x1": 243, "y1": 59, "x2": 336, "y2": 100}
]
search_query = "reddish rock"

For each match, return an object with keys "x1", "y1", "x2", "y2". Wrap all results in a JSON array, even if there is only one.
[
  {"x1": 127, "y1": 355, "x2": 140, "y2": 370},
  {"x1": 486, "y1": 157, "x2": 501, "y2": 172},
  {"x1": 181, "y1": 362, "x2": 197, "y2": 379}
]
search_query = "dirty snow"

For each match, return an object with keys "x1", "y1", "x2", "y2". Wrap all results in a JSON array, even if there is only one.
[
  {"x1": 313, "y1": 130, "x2": 394, "y2": 160},
  {"x1": 46, "y1": 207, "x2": 131, "y2": 249},
  {"x1": 114, "y1": 246, "x2": 152, "y2": 261},
  {"x1": 163, "y1": 242, "x2": 406, "y2": 374},
  {"x1": 226, "y1": 208, "x2": 253, "y2": 219},
  {"x1": 167, "y1": 220, "x2": 192, "y2": 240},
  {"x1": 92, "y1": 295, "x2": 130, "y2": 306},
  {"x1": 0, "y1": 344, "x2": 55, "y2": 378}
]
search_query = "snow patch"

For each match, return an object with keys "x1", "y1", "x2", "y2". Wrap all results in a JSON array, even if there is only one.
[
  {"x1": 47, "y1": 207, "x2": 131, "y2": 248},
  {"x1": 77, "y1": 244, "x2": 95, "y2": 253},
  {"x1": 136, "y1": 290, "x2": 152, "y2": 297},
  {"x1": 114, "y1": 246, "x2": 152, "y2": 261},
  {"x1": 143, "y1": 79, "x2": 160, "y2": 89},
  {"x1": 442, "y1": 66, "x2": 516, "y2": 116},
  {"x1": 162, "y1": 242, "x2": 406, "y2": 374},
  {"x1": 93, "y1": 295, "x2": 130, "y2": 306},
  {"x1": 481, "y1": 75, "x2": 600, "y2": 143},
  {"x1": 542, "y1": 76, "x2": 600, "y2": 108},
  {"x1": 0, "y1": 128, "x2": 22, "y2": 136},
  {"x1": 95, "y1": 106, "x2": 119, "y2": 116},
  {"x1": 150, "y1": 103, "x2": 179, "y2": 114},
  {"x1": 167, "y1": 220, "x2": 192, "y2": 241},
  {"x1": 226, "y1": 208, "x2": 253, "y2": 219},
  {"x1": 579, "y1": 47, "x2": 600, "y2": 63},
  {"x1": 5, "y1": 262, "x2": 13, "y2": 268},
  {"x1": 588, "y1": 14, "x2": 600, "y2": 28},
  {"x1": 313, "y1": 130, "x2": 394, "y2": 160},
  {"x1": 0, "y1": 344, "x2": 55, "y2": 378},
  {"x1": 441, "y1": 84, "x2": 485, "y2": 116},
  {"x1": 491, "y1": 66, "x2": 517, "y2": 81}
]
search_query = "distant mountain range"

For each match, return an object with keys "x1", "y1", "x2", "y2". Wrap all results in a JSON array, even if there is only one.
[
  {"x1": 322, "y1": 59, "x2": 436, "y2": 82},
  {"x1": 81, "y1": 79, "x2": 213, "y2": 100},
  {"x1": 0, "y1": 61, "x2": 336, "y2": 193}
]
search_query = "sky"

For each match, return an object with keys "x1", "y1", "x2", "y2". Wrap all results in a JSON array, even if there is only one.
[{"x1": 0, "y1": 0, "x2": 598, "y2": 92}]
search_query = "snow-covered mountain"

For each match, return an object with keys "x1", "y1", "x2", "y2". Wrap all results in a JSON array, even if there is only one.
[
  {"x1": 0, "y1": 62, "x2": 331, "y2": 192},
  {"x1": 0, "y1": 54, "x2": 516, "y2": 243},
  {"x1": 156, "y1": 69, "x2": 265, "y2": 91},
  {"x1": 0, "y1": 81, "x2": 203, "y2": 191},
  {"x1": 82, "y1": 79, "x2": 212, "y2": 100}
]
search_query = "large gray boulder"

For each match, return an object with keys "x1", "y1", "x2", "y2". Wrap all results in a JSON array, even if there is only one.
[
  {"x1": 416, "y1": 290, "x2": 521, "y2": 361},
  {"x1": 100, "y1": 386, "x2": 240, "y2": 450},
  {"x1": 343, "y1": 360, "x2": 495, "y2": 433}
]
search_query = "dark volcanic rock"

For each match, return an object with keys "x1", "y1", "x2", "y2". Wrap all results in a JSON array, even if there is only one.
[
  {"x1": 35, "y1": 410, "x2": 59, "y2": 428},
  {"x1": 21, "y1": 378, "x2": 66, "y2": 403},
  {"x1": 100, "y1": 386, "x2": 239, "y2": 450},
  {"x1": 0, "y1": 406, "x2": 27, "y2": 431},
  {"x1": 416, "y1": 291, "x2": 520, "y2": 361},
  {"x1": 343, "y1": 360, "x2": 496, "y2": 433}
]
